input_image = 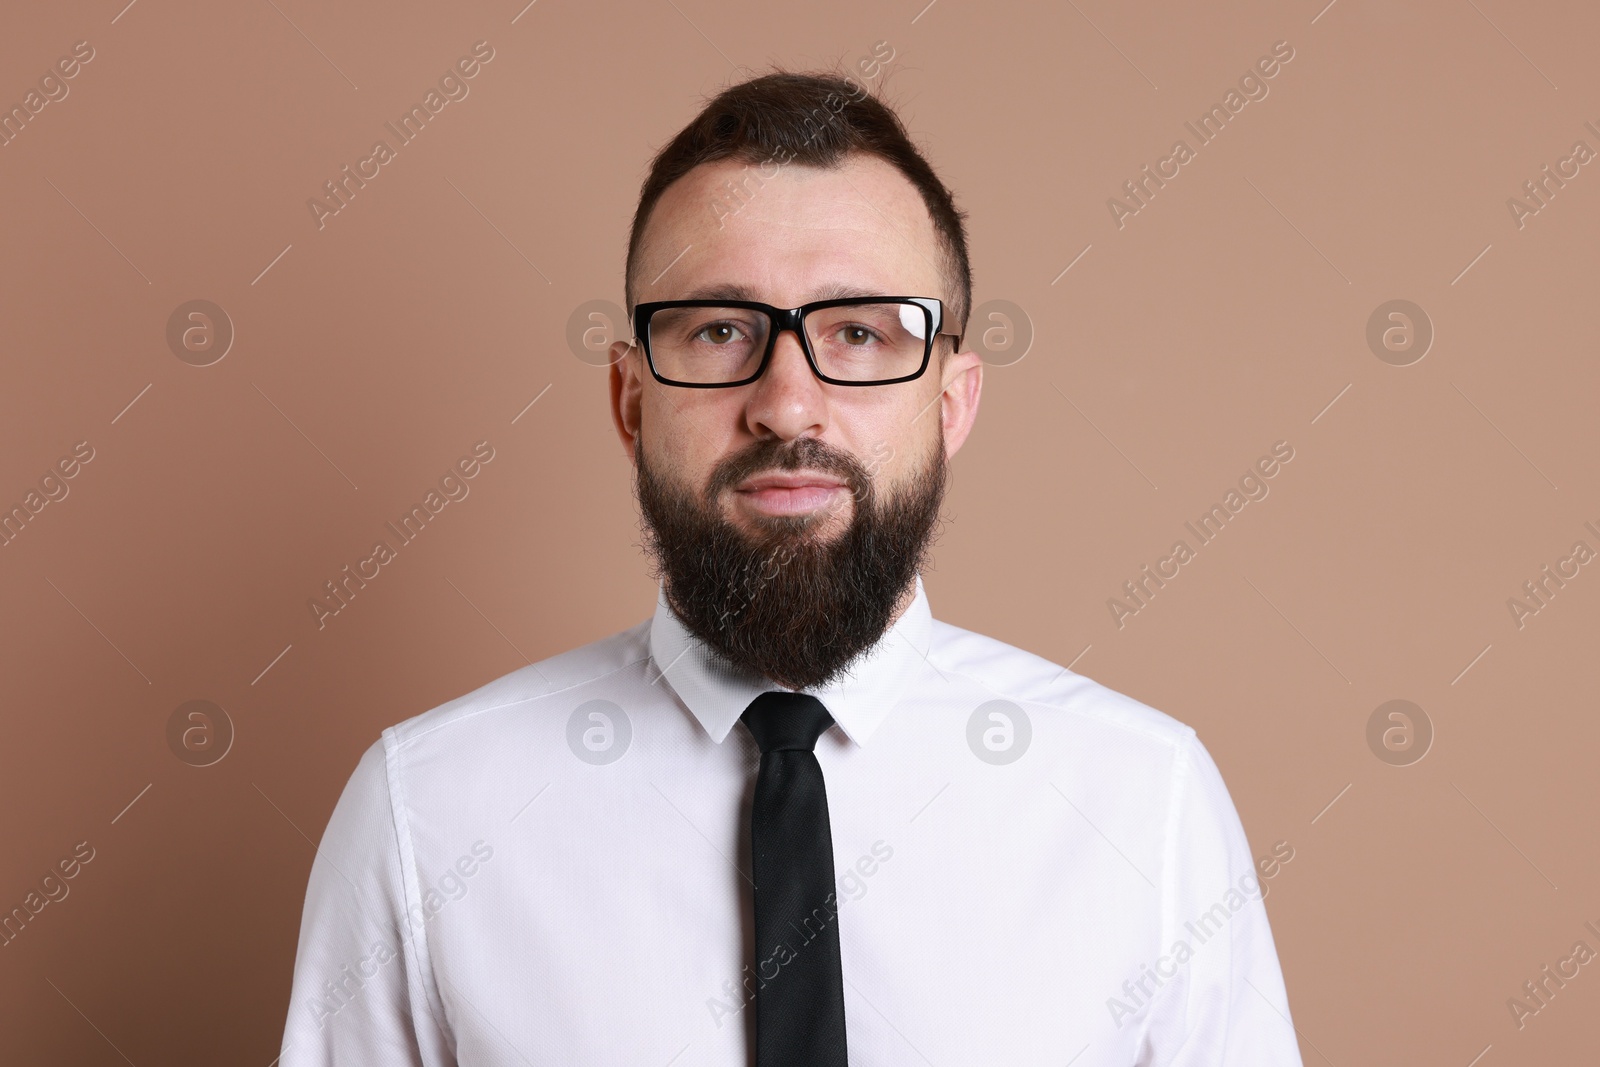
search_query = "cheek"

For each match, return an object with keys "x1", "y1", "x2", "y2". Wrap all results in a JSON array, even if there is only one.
[
  {"x1": 852, "y1": 391, "x2": 937, "y2": 472},
  {"x1": 642, "y1": 390, "x2": 736, "y2": 486}
]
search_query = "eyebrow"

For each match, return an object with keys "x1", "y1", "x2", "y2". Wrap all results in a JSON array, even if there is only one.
[{"x1": 676, "y1": 282, "x2": 889, "y2": 304}]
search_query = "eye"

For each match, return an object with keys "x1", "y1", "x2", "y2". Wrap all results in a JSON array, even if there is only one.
[
  {"x1": 694, "y1": 321, "x2": 746, "y2": 345},
  {"x1": 834, "y1": 323, "x2": 882, "y2": 346}
]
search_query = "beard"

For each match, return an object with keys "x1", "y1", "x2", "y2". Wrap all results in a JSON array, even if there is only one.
[{"x1": 634, "y1": 430, "x2": 947, "y2": 692}]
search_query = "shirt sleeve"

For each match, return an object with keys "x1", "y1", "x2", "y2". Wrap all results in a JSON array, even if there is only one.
[
  {"x1": 279, "y1": 735, "x2": 454, "y2": 1066},
  {"x1": 1136, "y1": 732, "x2": 1304, "y2": 1066}
]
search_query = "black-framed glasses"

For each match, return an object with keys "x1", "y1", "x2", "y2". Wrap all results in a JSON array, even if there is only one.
[{"x1": 632, "y1": 296, "x2": 963, "y2": 388}]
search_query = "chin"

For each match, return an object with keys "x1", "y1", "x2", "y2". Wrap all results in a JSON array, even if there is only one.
[{"x1": 732, "y1": 502, "x2": 852, "y2": 541}]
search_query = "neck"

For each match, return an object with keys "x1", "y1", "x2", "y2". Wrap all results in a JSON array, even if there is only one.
[{"x1": 886, "y1": 574, "x2": 919, "y2": 630}]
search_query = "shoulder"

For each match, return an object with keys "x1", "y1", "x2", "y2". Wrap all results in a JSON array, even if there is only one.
[
  {"x1": 382, "y1": 616, "x2": 655, "y2": 755},
  {"x1": 926, "y1": 617, "x2": 1198, "y2": 757}
]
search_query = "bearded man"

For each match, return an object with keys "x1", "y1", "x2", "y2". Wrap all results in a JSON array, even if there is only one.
[{"x1": 280, "y1": 70, "x2": 1303, "y2": 1067}]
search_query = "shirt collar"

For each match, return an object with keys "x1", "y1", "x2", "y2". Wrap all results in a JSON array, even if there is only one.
[{"x1": 647, "y1": 573, "x2": 933, "y2": 747}]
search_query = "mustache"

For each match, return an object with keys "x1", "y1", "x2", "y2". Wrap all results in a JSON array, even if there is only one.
[{"x1": 705, "y1": 436, "x2": 870, "y2": 502}]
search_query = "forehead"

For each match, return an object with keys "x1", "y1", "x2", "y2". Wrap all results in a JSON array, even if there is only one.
[{"x1": 635, "y1": 152, "x2": 946, "y2": 305}]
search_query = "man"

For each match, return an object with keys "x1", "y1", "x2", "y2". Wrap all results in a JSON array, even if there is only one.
[{"x1": 280, "y1": 70, "x2": 1303, "y2": 1065}]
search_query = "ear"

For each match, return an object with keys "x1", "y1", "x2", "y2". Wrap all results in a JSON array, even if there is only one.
[
  {"x1": 609, "y1": 341, "x2": 643, "y2": 463},
  {"x1": 936, "y1": 347, "x2": 984, "y2": 460}
]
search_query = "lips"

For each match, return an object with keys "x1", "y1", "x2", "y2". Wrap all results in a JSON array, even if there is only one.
[
  {"x1": 729, "y1": 469, "x2": 851, "y2": 517},
  {"x1": 733, "y1": 471, "x2": 847, "y2": 493}
]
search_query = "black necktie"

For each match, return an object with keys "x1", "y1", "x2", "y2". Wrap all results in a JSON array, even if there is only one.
[{"x1": 738, "y1": 692, "x2": 849, "y2": 1066}]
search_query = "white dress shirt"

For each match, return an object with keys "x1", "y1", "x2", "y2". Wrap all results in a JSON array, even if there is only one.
[{"x1": 281, "y1": 574, "x2": 1303, "y2": 1065}]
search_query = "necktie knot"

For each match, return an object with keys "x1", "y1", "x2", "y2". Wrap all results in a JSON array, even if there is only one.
[{"x1": 739, "y1": 691, "x2": 835, "y2": 753}]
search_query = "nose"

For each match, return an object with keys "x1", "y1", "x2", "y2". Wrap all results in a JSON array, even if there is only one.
[{"x1": 744, "y1": 326, "x2": 828, "y2": 441}]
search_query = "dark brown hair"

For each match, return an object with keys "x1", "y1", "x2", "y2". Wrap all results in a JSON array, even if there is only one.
[{"x1": 624, "y1": 70, "x2": 972, "y2": 346}]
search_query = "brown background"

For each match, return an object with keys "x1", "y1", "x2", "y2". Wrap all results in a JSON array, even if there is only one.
[{"x1": 2, "y1": 0, "x2": 1597, "y2": 1062}]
